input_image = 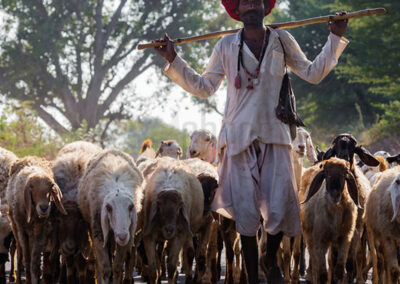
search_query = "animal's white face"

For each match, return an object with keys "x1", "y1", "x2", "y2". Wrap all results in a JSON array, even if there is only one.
[
  {"x1": 390, "y1": 174, "x2": 400, "y2": 223},
  {"x1": 188, "y1": 130, "x2": 215, "y2": 160},
  {"x1": 292, "y1": 129, "x2": 309, "y2": 157},
  {"x1": 157, "y1": 141, "x2": 182, "y2": 159},
  {"x1": 101, "y1": 192, "x2": 136, "y2": 247}
]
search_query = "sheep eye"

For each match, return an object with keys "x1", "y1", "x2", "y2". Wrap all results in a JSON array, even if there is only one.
[
  {"x1": 128, "y1": 204, "x2": 134, "y2": 211},
  {"x1": 205, "y1": 137, "x2": 211, "y2": 142},
  {"x1": 106, "y1": 204, "x2": 112, "y2": 212}
]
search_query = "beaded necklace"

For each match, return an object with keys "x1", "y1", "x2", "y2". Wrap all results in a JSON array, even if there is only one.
[{"x1": 235, "y1": 28, "x2": 268, "y2": 90}]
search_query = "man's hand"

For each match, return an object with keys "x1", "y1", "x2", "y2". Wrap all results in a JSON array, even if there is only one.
[
  {"x1": 328, "y1": 11, "x2": 348, "y2": 37},
  {"x1": 153, "y1": 33, "x2": 177, "y2": 63}
]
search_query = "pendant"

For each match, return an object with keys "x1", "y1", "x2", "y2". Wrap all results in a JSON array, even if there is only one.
[{"x1": 253, "y1": 78, "x2": 259, "y2": 86}]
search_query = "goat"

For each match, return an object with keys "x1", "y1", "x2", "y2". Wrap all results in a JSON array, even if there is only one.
[
  {"x1": 365, "y1": 166, "x2": 400, "y2": 284},
  {"x1": 155, "y1": 140, "x2": 183, "y2": 159},
  {"x1": 78, "y1": 149, "x2": 144, "y2": 284},
  {"x1": 301, "y1": 158, "x2": 359, "y2": 283},
  {"x1": 6, "y1": 156, "x2": 67, "y2": 284}
]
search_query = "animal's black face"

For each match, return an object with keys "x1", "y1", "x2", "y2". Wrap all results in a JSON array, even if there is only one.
[
  {"x1": 325, "y1": 171, "x2": 346, "y2": 204},
  {"x1": 333, "y1": 136, "x2": 357, "y2": 163}
]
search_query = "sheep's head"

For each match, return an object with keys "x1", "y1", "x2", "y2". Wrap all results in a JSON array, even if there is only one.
[
  {"x1": 156, "y1": 140, "x2": 182, "y2": 159},
  {"x1": 387, "y1": 153, "x2": 400, "y2": 167},
  {"x1": 146, "y1": 190, "x2": 190, "y2": 240},
  {"x1": 390, "y1": 174, "x2": 400, "y2": 223},
  {"x1": 25, "y1": 173, "x2": 67, "y2": 223},
  {"x1": 53, "y1": 154, "x2": 85, "y2": 195},
  {"x1": 197, "y1": 174, "x2": 218, "y2": 216},
  {"x1": 188, "y1": 130, "x2": 217, "y2": 163},
  {"x1": 323, "y1": 134, "x2": 379, "y2": 168},
  {"x1": 101, "y1": 191, "x2": 136, "y2": 247},
  {"x1": 292, "y1": 128, "x2": 317, "y2": 163},
  {"x1": 302, "y1": 158, "x2": 359, "y2": 206},
  {"x1": 57, "y1": 201, "x2": 88, "y2": 257}
]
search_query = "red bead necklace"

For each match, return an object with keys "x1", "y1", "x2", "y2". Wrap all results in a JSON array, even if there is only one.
[{"x1": 235, "y1": 28, "x2": 268, "y2": 90}]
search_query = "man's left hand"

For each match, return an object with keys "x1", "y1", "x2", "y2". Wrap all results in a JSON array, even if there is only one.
[{"x1": 328, "y1": 11, "x2": 348, "y2": 37}]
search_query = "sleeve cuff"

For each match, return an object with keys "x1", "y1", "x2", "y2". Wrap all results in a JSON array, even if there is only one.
[
  {"x1": 329, "y1": 32, "x2": 349, "y2": 45},
  {"x1": 164, "y1": 55, "x2": 186, "y2": 73}
]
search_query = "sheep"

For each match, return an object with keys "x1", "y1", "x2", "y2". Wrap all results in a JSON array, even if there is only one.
[
  {"x1": 387, "y1": 153, "x2": 400, "y2": 167},
  {"x1": 280, "y1": 127, "x2": 317, "y2": 283},
  {"x1": 187, "y1": 130, "x2": 218, "y2": 164},
  {"x1": 322, "y1": 134, "x2": 379, "y2": 283},
  {"x1": 0, "y1": 147, "x2": 17, "y2": 283},
  {"x1": 365, "y1": 166, "x2": 400, "y2": 284},
  {"x1": 58, "y1": 140, "x2": 102, "y2": 157},
  {"x1": 300, "y1": 158, "x2": 359, "y2": 283},
  {"x1": 155, "y1": 140, "x2": 183, "y2": 159},
  {"x1": 6, "y1": 156, "x2": 67, "y2": 284},
  {"x1": 77, "y1": 149, "x2": 144, "y2": 284},
  {"x1": 361, "y1": 155, "x2": 389, "y2": 186},
  {"x1": 184, "y1": 158, "x2": 220, "y2": 282},
  {"x1": 136, "y1": 139, "x2": 157, "y2": 166},
  {"x1": 143, "y1": 158, "x2": 204, "y2": 284}
]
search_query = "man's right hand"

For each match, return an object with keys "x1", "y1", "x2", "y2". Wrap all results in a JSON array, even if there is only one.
[{"x1": 153, "y1": 33, "x2": 177, "y2": 63}]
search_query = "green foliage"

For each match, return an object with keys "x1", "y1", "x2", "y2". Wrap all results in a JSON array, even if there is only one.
[
  {"x1": 122, "y1": 118, "x2": 190, "y2": 158},
  {"x1": 0, "y1": 102, "x2": 60, "y2": 158},
  {"x1": 368, "y1": 101, "x2": 400, "y2": 142}
]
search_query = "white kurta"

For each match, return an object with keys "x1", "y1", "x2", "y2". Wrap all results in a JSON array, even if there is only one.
[{"x1": 164, "y1": 27, "x2": 349, "y2": 236}]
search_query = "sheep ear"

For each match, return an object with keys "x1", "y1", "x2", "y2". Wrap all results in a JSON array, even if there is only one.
[
  {"x1": 179, "y1": 204, "x2": 191, "y2": 236},
  {"x1": 101, "y1": 204, "x2": 110, "y2": 248},
  {"x1": 323, "y1": 147, "x2": 335, "y2": 160},
  {"x1": 387, "y1": 154, "x2": 400, "y2": 164},
  {"x1": 205, "y1": 143, "x2": 217, "y2": 164},
  {"x1": 354, "y1": 146, "x2": 379, "y2": 167},
  {"x1": 301, "y1": 171, "x2": 325, "y2": 204},
  {"x1": 390, "y1": 180, "x2": 400, "y2": 222},
  {"x1": 346, "y1": 172, "x2": 360, "y2": 207},
  {"x1": 51, "y1": 184, "x2": 67, "y2": 215},
  {"x1": 144, "y1": 198, "x2": 160, "y2": 236},
  {"x1": 24, "y1": 182, "x2": 33, "y2": 223},
  {"x1": 178, "y1": 146, "x2": 183, "y2": 159},
  {"x1": 130, "y1": 210, "x2": 138, "y2": 242}
]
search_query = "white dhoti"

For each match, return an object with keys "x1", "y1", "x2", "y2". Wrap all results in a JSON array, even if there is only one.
[{"x1": 212, "y1": 140, "x2": 301, "y2": 237}]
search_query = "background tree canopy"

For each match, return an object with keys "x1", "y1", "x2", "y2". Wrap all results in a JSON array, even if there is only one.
[{"x1": 0, "y1": 0, "x2": 398, "y2": 154}]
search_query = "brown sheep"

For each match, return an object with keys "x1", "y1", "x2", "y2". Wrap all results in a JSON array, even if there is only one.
[
  {"x1": 300, "y1": 158, "x2": 359, "y2": 284},
  {"x1": 6, "y1": 156, "x2": 67, "y2": 284},
  {"x1": 365, "y1": 166, "x2": 400, "y2": 284},
  {"x1": 143, "y1": 159, "x2": 204, "y2": 284},
  {"x1": 136, "y1": 139, "x2": 157, "y2": 166},
  {"x1": 78, "y1": 149, "x2": 144, "y2": 284},
  {"x1": 0, "y1": 147, "x2": 17, "y2": 283},
  {"x1": 58, "y1": 141, "x2": 102, "y2": 157}
]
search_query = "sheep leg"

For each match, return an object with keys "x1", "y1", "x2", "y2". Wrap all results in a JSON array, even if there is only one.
[
  {"x1": 123, "y1": 246, "x2": 135, "y2": 284},
  {"x1": 383, "y1": 238, "x2": 399, "y2": 284},
  {"x1": 0, "y1": 263, "x2": 5, "y2": 284},
  {"x1": 355, "y1": 228, "x2": 367, "y2": 284},
  {"x1": 282, "y1": 236, "x2": 291, "y2": 283},
  {"x1": 144, "y1": 237, "x2": 158, "y2": 284},
  {"x1": 366, "y1": 225, "x2": 379, "y2": 284},
  {"x1": 291, "y1": 235, "x2": 301, "y2": 283},
  {"x1": 64, "y1": 255, "x2": 76, "y2": 284},
  {"x1": 195, "y1": 218, "x2": 213, "y2": 282},
  {"x1": 9, "y1": 237, "x2": 16, "y2": 282},
  {"x1": 233, "y1": 236, "x2": 242, "y2": 283},
  {"x1": 299, "y1": 236, "x2": 306, "y2": 277},
  {"x1": 206, "y1": 221, "x2": 219, "y2": 284},
  {"x1": 30, "y1": 224, "x2": 48, "y2": 284},
  {"x1": 165, "y1": 237, "x2": 182, "y2": 284},
  {"x1": 310, "y1": 242, "x2": 328, "y2": 284},
  {"x1": 332, "y1": 239, "x2": 351, "y2": 284},
  {"x1": 92, "y1": 237, "x2": 112, "y2": 284},
  {"x1": 183, "y1": 235, "x2": 195, "y2": 283},
  {"x1": 219, "y1": 217, "x2": 235, "y2": 284},
  {"x1": 15, "y1": 241, "x2": 23, "y2": 284},
  {"x1": 17, "y1": 230, "x2": 31, "y2": 284},
  {"x1": 113, "y1": 244, "x2": 129, "y2": 283},
  {"x1": 75, "y1": 253, "x2": 88, "y2": 284}
]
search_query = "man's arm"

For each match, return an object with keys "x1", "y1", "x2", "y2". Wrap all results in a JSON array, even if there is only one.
[
  {"x1": 281, "y1": 11, "x2": 349, "y2": 85},
  {"x1": 154, "y1": 34, "x2": 225, "y2": 98}
]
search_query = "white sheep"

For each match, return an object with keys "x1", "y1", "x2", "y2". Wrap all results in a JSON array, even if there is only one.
[
  {"x1": 78, "y1": 149, "x2": 144, "y2": 284},
  {"x1": 0, "y1": 147, "x2": 17, "y2": 282},
  {"x1": 58, "y1": 140, "x2": 102, "y2": 157},
  {"x1": 365, "y1": 166, "x2": 400, "y2": 284},
  {"x1": 187, "y1": 130, "x2": 218, "y2": 164},
  {"x1": 143, "y1": 158, "x2": 204, "y2": 284},
  {"x1": 155, "y1": 140, "x2": 183, "y2": 159}
]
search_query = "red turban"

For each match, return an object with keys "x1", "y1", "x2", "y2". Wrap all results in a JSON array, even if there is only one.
[{"x1": 222, "y1": 0, "x2": 277, "y2": 21}]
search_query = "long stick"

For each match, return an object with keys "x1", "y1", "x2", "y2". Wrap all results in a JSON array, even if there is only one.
[{"x1": 137, "y1": 8, "x2": 386, "y2": 50}]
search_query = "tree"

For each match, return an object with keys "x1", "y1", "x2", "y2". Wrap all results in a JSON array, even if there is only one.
[{"x1": 0, "y1": 0, "x2": 231, "y2": 137}]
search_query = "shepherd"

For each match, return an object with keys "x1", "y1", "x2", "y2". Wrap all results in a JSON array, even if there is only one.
[{"x1": 153, "y1": 0, "x2": 348, "y2": 282}]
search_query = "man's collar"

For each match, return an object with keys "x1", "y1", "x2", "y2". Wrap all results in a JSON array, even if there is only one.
[{"x1": 231, "y1": 26, "x2": 279, "y2": 46}]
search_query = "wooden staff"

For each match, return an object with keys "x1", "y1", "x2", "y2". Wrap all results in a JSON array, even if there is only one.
[{"x1": 137, "y1": 8, "x2": 386, "y2": 50}]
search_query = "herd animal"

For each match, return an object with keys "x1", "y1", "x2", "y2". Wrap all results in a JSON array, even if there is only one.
[{"x1": 0, "y1": 130, "x2": 398, "y2": 284}]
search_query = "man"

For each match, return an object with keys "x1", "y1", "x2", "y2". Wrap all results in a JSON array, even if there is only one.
[{"x1": 154, "y1": 0, "x2": 348, "y2": 282}]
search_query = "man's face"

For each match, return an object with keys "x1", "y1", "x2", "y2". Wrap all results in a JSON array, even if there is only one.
[{"x1": 237, "y1": 0, "x2": 268, "y2": 26}]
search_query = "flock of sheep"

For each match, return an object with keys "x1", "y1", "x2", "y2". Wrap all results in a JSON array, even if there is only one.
[{"x1": 0, "y1": 128, "x2": 400, "y2": 284}]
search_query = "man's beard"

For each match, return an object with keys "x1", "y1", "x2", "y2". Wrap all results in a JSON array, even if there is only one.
[{"x1": 240, "y1": 10, "x2": 264, "y2": 27}]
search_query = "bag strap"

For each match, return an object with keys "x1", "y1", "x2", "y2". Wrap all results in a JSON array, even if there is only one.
[{"x1": 276, "y1": 35, "x2": 288, "y2": 73}]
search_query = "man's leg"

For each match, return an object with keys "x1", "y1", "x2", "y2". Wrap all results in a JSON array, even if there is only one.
[
  {"x1": 240, "y1": 235, "x2": 258, "y2": 284},
  {"x1": 264, "y1": 231, "x2": 284, "y2": 283}
]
